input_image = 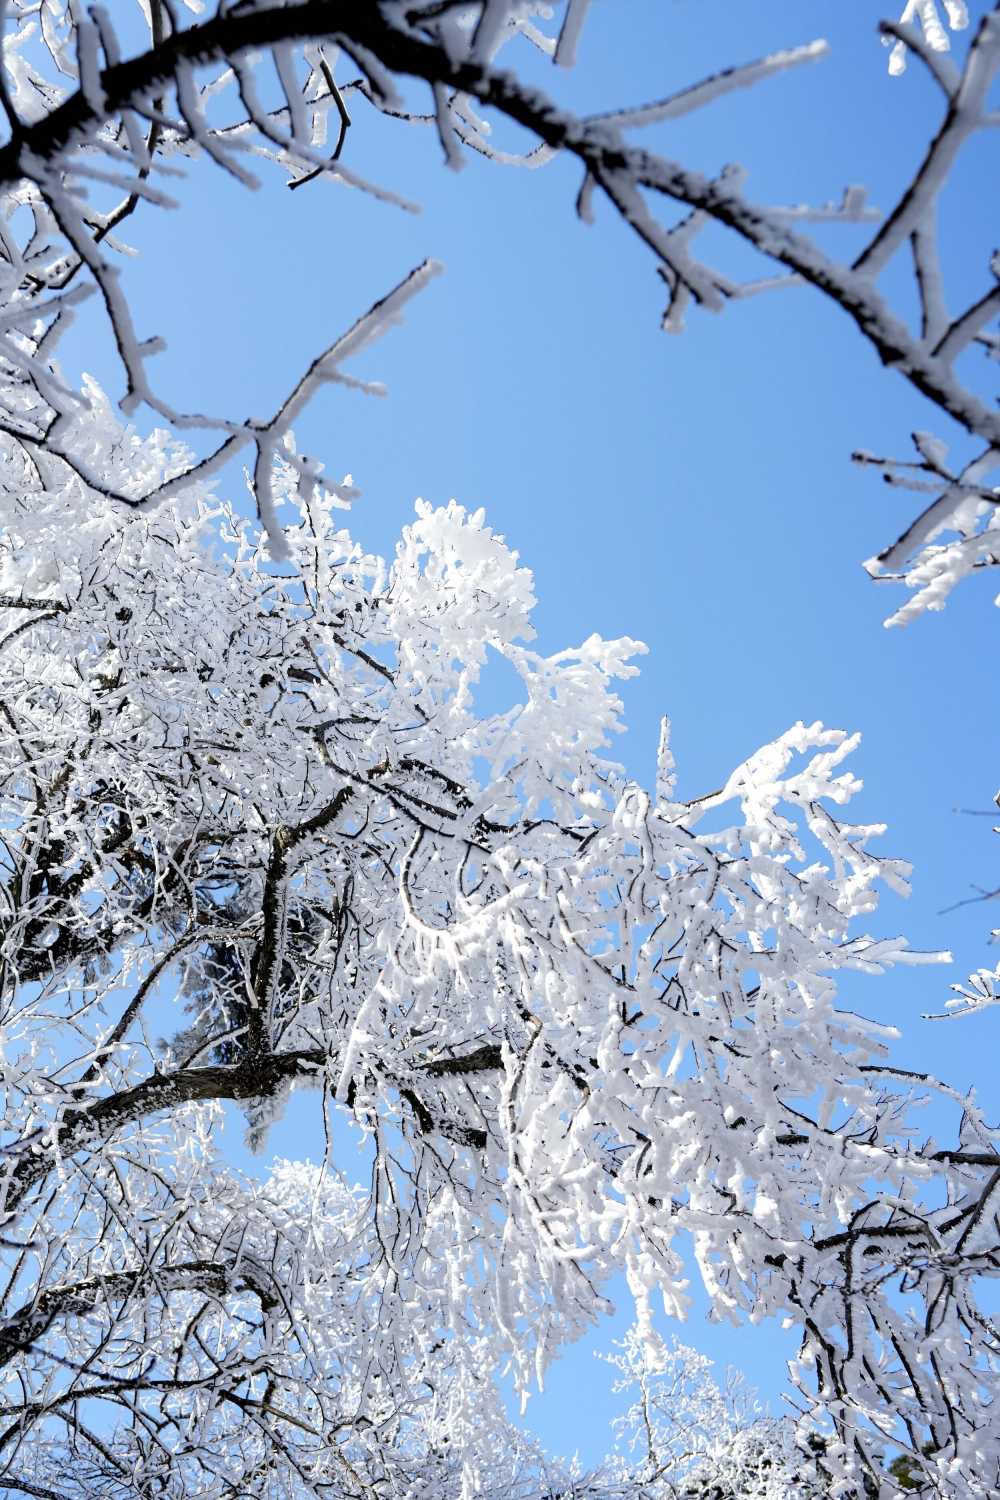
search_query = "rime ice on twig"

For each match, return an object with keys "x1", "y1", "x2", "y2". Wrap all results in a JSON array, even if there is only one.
[{"x1": 886, "y1": 0, "x2": 969, "y2": 76}]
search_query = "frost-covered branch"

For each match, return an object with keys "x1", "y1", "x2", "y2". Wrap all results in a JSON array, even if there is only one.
[
  {"x1": 0, "y1": 395, "x2": 995, "y2": 1493},
  {"x1": 0, "y1": 5, "x2": 996, "y2": 1495},
  {"x1": 0, "y1": 1, "x2": 994, "y2": 595}
]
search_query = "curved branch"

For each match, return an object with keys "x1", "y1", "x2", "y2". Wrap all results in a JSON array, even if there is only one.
[
  {"x1": 0, "y1": 1256, "x2": 275, "y2": 1372},
  {"x1": 0, "y1": 1048, "x2": 326, "y2": 1214}
]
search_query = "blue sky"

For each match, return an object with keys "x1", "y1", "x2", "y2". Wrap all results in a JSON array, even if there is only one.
[{"x1": 60, "y1": 0, "x2": 999, "y2": 1469}]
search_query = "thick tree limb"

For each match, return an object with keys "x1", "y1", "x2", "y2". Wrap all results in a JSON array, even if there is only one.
[{"x1": 0, "y1": 1257, "x2": 276, "y2": 1371}]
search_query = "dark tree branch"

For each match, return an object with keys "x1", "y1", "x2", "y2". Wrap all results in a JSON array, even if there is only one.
[{"x1": 0, "y1": 1256, "x2": 276, "y2": 1372}]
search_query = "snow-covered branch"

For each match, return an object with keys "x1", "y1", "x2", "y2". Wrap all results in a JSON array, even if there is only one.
[
  {"x1": 0, "y1": 5, "x2": 995, "y2": 1494},
  {"x1": 0, "y1": 397, "x2": 994, "y2": 1492},
  {"x1": 0, "y1": 1, "x2": 993, "y2": 598}
]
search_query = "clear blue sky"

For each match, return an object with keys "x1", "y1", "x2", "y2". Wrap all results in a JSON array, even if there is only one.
[{"x1": 60, "y1": 0, "x2": 999, "y2": 1468}]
